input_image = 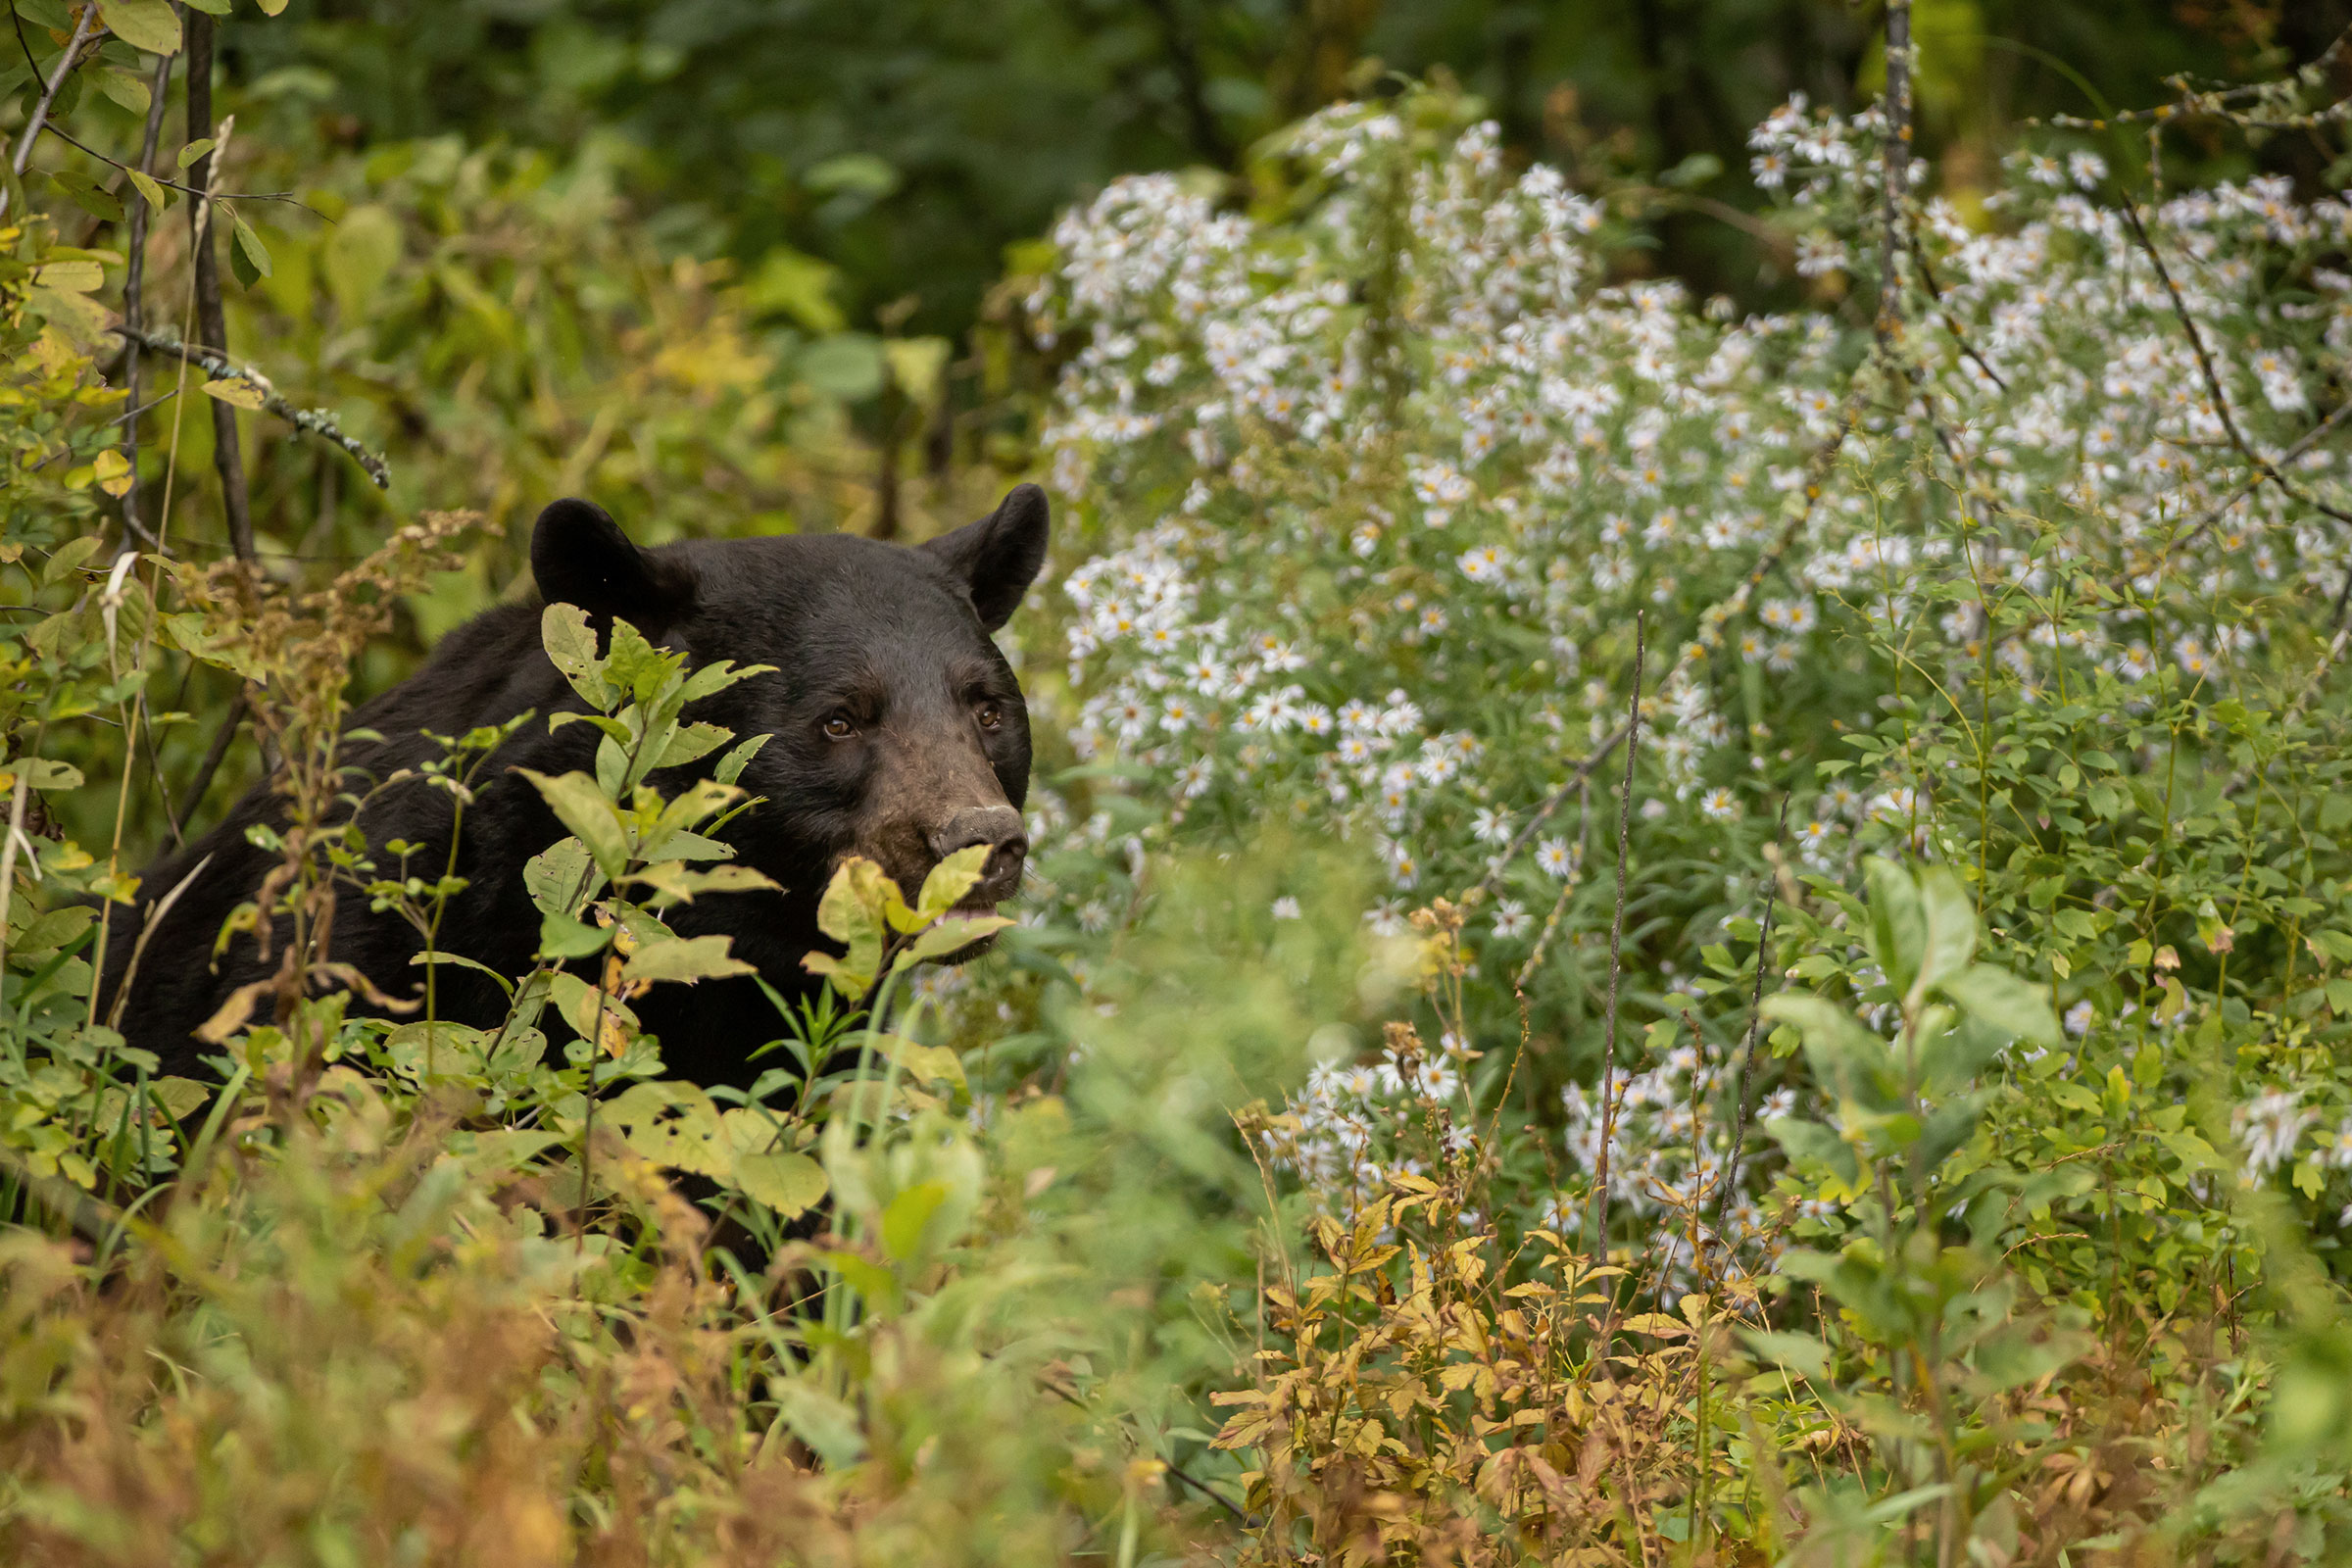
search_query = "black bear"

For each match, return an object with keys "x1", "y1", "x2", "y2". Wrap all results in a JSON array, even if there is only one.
[{"x1": 103, "y1": 485, "x2": 1050, "y2": 1089}]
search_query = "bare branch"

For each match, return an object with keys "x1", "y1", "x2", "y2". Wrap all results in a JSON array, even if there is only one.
[
  {"x1": 0, "y1": 4, "x2": 100, "y2": 221},
  {"x1": 1586, "y1": 610, "x2": 1644, "y2": 1262}
]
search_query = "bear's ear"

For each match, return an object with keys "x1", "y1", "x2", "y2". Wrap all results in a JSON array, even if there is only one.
[
  {"x1": 919, "y1": 483, "x2": 1050, "y2": 633},
  {"x1": 530, "y1": 499, "x2": 698, "y2": 637}
]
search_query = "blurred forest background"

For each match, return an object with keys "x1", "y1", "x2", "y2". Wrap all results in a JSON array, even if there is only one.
[{"x1": 248, "y1": 0, "x2": 2349, "y2": 330}]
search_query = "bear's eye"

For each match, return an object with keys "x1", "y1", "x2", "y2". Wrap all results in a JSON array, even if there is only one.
[
  {"x1": 821, "y1": 712, "x2": 857, "y2": 740},
  {"x1": 976, "y1": 702, "x2": 1004, "y2": 732}
]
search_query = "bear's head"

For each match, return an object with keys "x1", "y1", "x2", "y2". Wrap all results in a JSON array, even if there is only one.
[{"x1": 529, "y1": 486, "x2": 1050, "y2": 939}]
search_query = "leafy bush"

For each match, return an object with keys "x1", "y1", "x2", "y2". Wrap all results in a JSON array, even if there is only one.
[{"x1": 9, "y1": 7, "x2": 2352, "y2": 1564}]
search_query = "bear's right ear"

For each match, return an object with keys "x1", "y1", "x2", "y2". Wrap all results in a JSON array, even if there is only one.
[{"x1": 530, "y1": 499, "x2": 698, "y2": 638}]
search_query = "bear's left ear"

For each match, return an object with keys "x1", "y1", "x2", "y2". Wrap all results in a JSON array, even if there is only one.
[
  {"x1": 531, "y1": 499, "x2": 699, "y2": 637},
  {"x1": 919, "y1": 483, "x2": 1050, "y2": 633}
]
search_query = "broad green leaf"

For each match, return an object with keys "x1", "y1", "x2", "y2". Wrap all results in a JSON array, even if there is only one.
[
  {"x1": 713, "y1": 733, "x2": 769, "y2": 787},
  {"x1": 524, "y1": 836, "x2": 604, "y2": 917},
  {"x1": 1938, "y1": 963, "x2": 2060, "y2": 1045},
  {"x1": 730, "y1": 1148, "x2": 828, "y2": 1216},
  {"x1": 811, "y1": 857, "x2": 901, "y2": 992},
  {"x1": 1914, "y1": 862, "x2": 1977, "y2": 996},
  {"x1": 1742, "y1": 1330, "x2": 1834, "y2": 1381},
  {"x1": 322, "y1": 203, "x2": 401, "y2": 319},
  {"x1": 1862, "y1": 857, "x2": 1926, "y2": 997},
  {"x1": 515, "y1": 768, "x2": 629, "y2": 881},
  {"x1": 537, "y1": 909, "x2": 611, "y2": 960},
  {"x1": 95, "y1": 67, "x2": 150, "y2": 117},
  {"x1": 680, "y1": 658, "x2": 774, "y2": 703},
  {"x1": 620, "y1": 934, "x2": 755, "y2": 986},
  {"x1": 176, "y1": 139, "x2": 216, "y2": 171},
  {"x1": 881, "y1": 1180, "x2": 949, "y2": 1261},
  {"x1": 767, "y1": 1378, "x2": 865, "y2": 1469},
  {"x1": 1763, "y1": 1114, "x2": 1862, "y2": 1193},
  {"x1": 606, "y1": 1081, "x2": 729, "y2": 1177},
  {"x1": 1761, "y1": 994, "x2": 1896, "y2": 1109},
  {"x1": 900, "y1": 912, "x2": 1013, "y2": 964},
  {"x1": 657, "y1": 720, "x2": 733, "y2": 769},
  {"x1": 96, "y1": 0, "x2": 181, "y2": 55},
  {"x1": 623, "y1": 861, "x2": 780, "y2": 906},
  {"x1": 540, "y1": 603, "x2": 612, "y2": 709},
  {"x1": 548, "y1": 972, "x2": 638, "y2": 1057},
  {"x1": 125, "y1": 169, "x2": 166, "y2": 212}
]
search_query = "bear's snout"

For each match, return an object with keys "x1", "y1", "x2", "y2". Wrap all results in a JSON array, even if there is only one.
[{"x1": 926, "y1": 805, "x2": 1029, "y2": 906}]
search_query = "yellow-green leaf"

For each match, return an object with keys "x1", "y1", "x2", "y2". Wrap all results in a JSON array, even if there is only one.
[
  {"x1": 201, "y1": 377, "x2": 266, "y2": 412},
  {"x1": 96, "y1": 0, "x2": 182, "y2": 55}
]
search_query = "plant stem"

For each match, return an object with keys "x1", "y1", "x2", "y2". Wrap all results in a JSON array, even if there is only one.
[{"x1": 1587, "y1": 611, "x2": 1644, "y2": 1262}]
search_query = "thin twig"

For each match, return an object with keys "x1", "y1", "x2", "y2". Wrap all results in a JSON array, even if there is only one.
[
  {"x1": 33, "y1": 120, "x2": 307, "y2": 208},
  {"x1": 184, "y1": 16, "x2": 256, "y2": 567},
  {"x1": 1586, "y1": 611, "x2": 1644, "y2": 1261},
  {"x1": 1714, "y1": 796, "x2": 1791, "y2": 1234},
  {"x1": 112, "y1": 326, "x2": 392, "y2": 490},
  {"x1": 2, "y1": 4, "x2": 100, "y2": 221},
  {"x1": 1473, "y1": 396, "x2": 1858, "y2": 904},
  {"x1": 2117, "y1": 200, "x2": 2352, "y2": 535},
  {"x1": 1875, "y1": 0, "x2": 1913, "y2": 346},
  {"x1": 174, "y1": 689, "x2": 247, "y2": 828},
  {"x1": 118, "y1": 35, "x2": 179, "y2": 555}
]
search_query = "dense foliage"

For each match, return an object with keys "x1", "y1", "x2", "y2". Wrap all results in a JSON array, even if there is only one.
[{"x1": 9, "y1": 1, "x2": 2352, "y2": 1564}]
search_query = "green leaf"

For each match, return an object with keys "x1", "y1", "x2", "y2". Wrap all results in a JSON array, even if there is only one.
[
  {"x1": 322, "y1": 203, "x2": 402, "y2": 319},
  {"x1": 620, "y1": 934, "x2": 756, "y2": 987},
  {"x1": 1763, "y1": 1114, "x2": 1861, "y2": 1192},
  {"x1": 730, "y1": 1149, "x2": 827, "y2": 1216},
  {"x1": 514, "y1": 769, "x2": 630, "y2": 882},
  {"x1": 606, "y1": 1080, "x2": 728, "y2": 1177},
  {"x1": 524, "y1": 836, "x2": 604, "y2": 917},
  {"x1": 95, "y1": 66, "x2": 150, "y2": 116},
  {"x1": 1939, "y1": 964, "x2": 2060, "y2": 1045},
  {"x1": 1742, "y1": 1330, "x2": 1833, "y2": 1381},
  {"x1": 95, "y1": 0, "x2": 181, "y2": 55},
  {"x1": 622, "y1": 861, "x2": 780, "y2": 906},
  {"x1": 900, "y1": 912, "x2": 1013, "y2": 964},
  {"x1": 1914, "y1": 862, "x2": 1977, "y2": 997},
  {"x1": 547, "y1": 972, "x2": 639, "y2": 1057},
  {"x1": 48, "y1": 172, "x2": 123, "y2": 223},
  {"x1": 767, "y1": 1377, "x2": 865, "y2": 1469},
  {"x1": 657, "y1": 720, "x2": 733, "y2": 769},
  {"x1": 881, "y1": 1179, "x2": 949, "y2": 1261},
  {"x1": 540, "y1": 603, "x2": 612, "y2": 710},
  {"x1": 175, "y1": 138, "x2": 215, "y2": 172},
  {"x1": 1862, "y1": 857, "x2": 1926, "y2": 997},
  {"x1": 231, "y1": 217, "x2": 272, "y2": 280},
  {"x1": 680, "y1": 658, "x2": 773, "y2": 704},
  {"x1": 125, "y1": 168, "x2": 166, "y2": 212},
  {"x1": 1761, "y1": 994, "x2": 1897, "y2": 1110},
  {"x1": 713, "y1": 733, "x2": 769, "y2": 787},
  {"x1": 406, "y1": 942, "x2": 517, "y2": 990},
  {"x1": 914, "y1": 843, "x2": 992, "y2": 923},
  {"x1": 537, "y1": 910, "x2": 611, "y2": 960}
]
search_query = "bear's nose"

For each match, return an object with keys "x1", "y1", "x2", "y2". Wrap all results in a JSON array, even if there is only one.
[{"x1": 927, "y1": 806, "x2": 1028, "y2": 902}]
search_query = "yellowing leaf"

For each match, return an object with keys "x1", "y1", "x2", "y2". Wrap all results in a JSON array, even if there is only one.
[
  {"x1": 619, "y1": 934, "x2": 756, "y2": 987},
  {"x1": 201, "y1": 378, "x2": 266, "y2": 412}
]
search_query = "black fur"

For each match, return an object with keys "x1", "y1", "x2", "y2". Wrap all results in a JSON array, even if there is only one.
[{"x1": 104, "y1": 486, "x2": 1050, "y2": 1089}]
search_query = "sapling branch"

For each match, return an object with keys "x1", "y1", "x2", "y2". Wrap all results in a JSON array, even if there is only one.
[
  {"x1": 111, "y1": 326, "x2": 393, "y2": 490},
  {"x1": 0, "y1": 5, "x2": 100, "y2": 223},
  {"x1": 1586, "y1": 610, "x2": 1643, "y2": 1262}
]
